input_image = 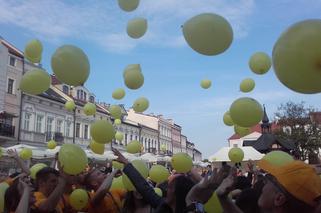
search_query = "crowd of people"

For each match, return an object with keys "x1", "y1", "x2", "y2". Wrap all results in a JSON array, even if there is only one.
[{"x1": 0, "y1": 147, "x2": 321, "y2": 213}]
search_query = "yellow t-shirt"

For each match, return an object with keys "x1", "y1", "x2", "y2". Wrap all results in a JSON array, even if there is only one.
[
  {"x1": 32, "y1": 191, "x2": 64, "y2": 213},
  {"x1": 88, "y1": 189, "x2": 126, "y2": 213}
]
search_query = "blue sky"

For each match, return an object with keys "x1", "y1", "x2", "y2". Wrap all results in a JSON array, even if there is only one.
[{"x1": 1, "y1": 0, "x2": 321, "y2": 158}]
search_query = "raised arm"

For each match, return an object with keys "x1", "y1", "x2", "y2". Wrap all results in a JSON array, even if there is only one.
[
  {"x1": 15, "y1": 176, "x2": 33, "y2": 213},
  {"x1": 112, "y1": 148, "x2": 164, "y2": 208},
  {"x1": 7, "y1": 149, "x2": 30, "y2": 175}
]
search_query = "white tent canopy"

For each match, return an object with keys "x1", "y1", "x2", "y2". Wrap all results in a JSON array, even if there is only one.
[
  {"x1": 2, "y1": 144, "x2": 60, "y2": 159},
  {"x1": 140, "y1": 153, "x2": 157, "y2": 162},
  {"x1": 209, "y1": 146, "x2": 264, "y2": 162}
]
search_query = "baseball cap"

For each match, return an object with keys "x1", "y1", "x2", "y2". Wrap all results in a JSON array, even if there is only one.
[{"x1": 258, "y1": 160, "x2": 321, "y2": 206}]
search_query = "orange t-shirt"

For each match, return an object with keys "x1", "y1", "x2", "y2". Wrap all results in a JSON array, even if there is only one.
[
  {"x1": 32, "y1": 191, "x2": 64, "y2": 213},
  {"x1": 88, "y1": 189, "x2": 126, "y2": 213}
]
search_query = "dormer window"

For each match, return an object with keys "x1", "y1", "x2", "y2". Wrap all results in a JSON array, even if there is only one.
[
  {"x1": 89, "y1": 96, "x2": 95, "y2": 103},
  {"x1": 62, "y1": 85, "x2": 69, "y2": 95}
]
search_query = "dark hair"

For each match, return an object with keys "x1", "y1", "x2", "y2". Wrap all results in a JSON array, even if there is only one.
[
  {"x1": 236, "y1": 188, "x2": 260, "y2": 213},
  {"x1": 122, "y1": 191, "x2": 149, "y2": 213},
  {"x1": 157, "y1": 181, "x2": 168, "y2": 197},
  {"x1": 234, "y1": 176, "x2": 252, "y2": 191},
  {"x1": 36, "y1": 167, "x2": 59, "y2": 185},
  {"x1": 282, "y1": 192, "x2": 315, "y2": 213},
  {"x1": 4, "y1": 179, "x2": 20, "y2": 212},
  {"x1": 173, "y1": 175, "x2": 195, "y2": 213}
]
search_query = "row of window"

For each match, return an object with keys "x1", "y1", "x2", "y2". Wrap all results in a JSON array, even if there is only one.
[{"x1": 160, "y1": 126, "x2": 171, "y2": 137}]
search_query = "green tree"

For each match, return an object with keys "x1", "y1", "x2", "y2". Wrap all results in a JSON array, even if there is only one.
[{"x1": 274, "y1": 101, "x2": 321, "y2": 162}]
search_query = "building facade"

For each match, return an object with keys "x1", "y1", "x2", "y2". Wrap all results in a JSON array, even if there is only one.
[
  {"x1": 186, "y1": 141, "x2": 194, "y2": 159},
  {"x1": 172, "y1": 124, "x2": 182, "y2": 154},
  {"x1": 180, "y1": 135, "x2": 187, "y2": 152},
  {"x1": 193, "y1": 148, "x2": 202, "y2": 162},
  {"x1": 140, "y1": 124, "x2": 158, "y2": 154},
  {"x1": 158, "y1": 116, "x2": 173, "y2": 155}
]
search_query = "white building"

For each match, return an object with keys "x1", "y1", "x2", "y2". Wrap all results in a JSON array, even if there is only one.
[
  {"x1": 158, "y1": 116, "x2": 173, "y2": 155},
  {"x1": 172, "y1": 124, "x2": 182, "y2": 154},
  {"x1": 186, "y1": 141, "x2": 194, "y2": 158},
  {"x1": 140, "y1": 124, "x2": 158, "y2": 154}
]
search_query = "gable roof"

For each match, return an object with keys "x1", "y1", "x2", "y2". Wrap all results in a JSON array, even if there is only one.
[{"x1": 228, "y1": 122, "x2": 280, "y2": 140}]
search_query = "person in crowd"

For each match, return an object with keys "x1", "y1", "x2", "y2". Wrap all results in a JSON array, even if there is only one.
[
  {"x1": 112, "y1": 148, "x2": 195, "y2": 213},
  {"x1": 84, "y1": 168, "x2": 124, "y2": 213}
]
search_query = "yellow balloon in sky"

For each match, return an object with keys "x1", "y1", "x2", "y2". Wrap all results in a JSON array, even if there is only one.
[
  {"x1": 47, "y1": 140, "x2": 57, "y2": 149},
  {"x1": 84, "y1": 102, "x2": 96, "y2": 116},
  {"x1": 182, "y1": 13, "x2": 233, "y2": 56},
  {"x1": 90, "y1": 140, "x2": 105, "y2": 155},
  {"x1": 19, "y1": 69, "x2": 51, "y2": 95},
  {"x1": 240, "y1": 78, "x2": 255, "y2": 93},
  {"x1": 90, "y1": 120, "x2": 115, "y2": 144},
  {"x1": 126, "y1": 140, "x2": 141, "y2": 154},
  {"x1": 115, "y1": 131, "x2": 124, "y2": 141},
  {"x1": 109, "y1": 105, "x2": 122, "y2": 119},
  {"x1": 114, "y1": 119, "x2": 122, "y2": 125},
  {"x1": 127, "y1": 18, "x2": 148, "y2": 39},
  {"x1": 58, "y1": 144, "x2": 88, "y2": 175},
  {"x1": 171, "y1": 152, "x2": 193, "y2": 173},
  {"x1": 51, "y1": 45, "x2": 90, "y2": 86},
  {"x1": 261, "y1": 151, "x2": 294, "y2": 166},
  {"x1": 229, "y1": 97, "x2": 263, "y2": 128},
  {"x1": 133, "y1": 97, "x2": 149, "y2": 113},
  {"x1": 149, "y1": 165, "x2": 170, "y2": 183},
  {"x1": 69, "y1": 189, "x2": 89, "y2": 210},
  {"x1": 19, "y1": 148, "x2": 32, "y2": 160},
  {"x1": 234, "y1": 125, "x2": 251, "y2": 137},
  {"x1": 223, "y1": 111, "x2": 234, "y2": 126},
  {"x1": 200, "y1": 79, "x2": 212, "y2": 89},
  {"x1": 24, "y1": 39, "x2": 43, "y2": 63},
  {"x1": 65, "y1": 100, "x2": 75, "y2": 111},
  {"x1": 30, "y1": 163, "x2": 47, "y2": 179},
  {"x1": 118, "y1": 0, "x2": 139, "y2": 12},
  {"x1": 228, "y1": 147, "x2": 244, "y2": 163},
  {"x1": 123, "y1": 64, "x2": 144, "y2": 90},
  {"x1": 112, "y1": 88, "x2": 125, "y2": 100},
  {"x1": 249, "y1": 52, "x2": 271, "y2": 75}
]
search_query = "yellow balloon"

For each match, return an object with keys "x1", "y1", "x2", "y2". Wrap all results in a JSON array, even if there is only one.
[
  {"x1": 24, "y1": 39, "x2": 43, "y2": 63},
  {"x1": 111, "y1": 176, "x2": 125, "y2": 190},
  {"x1": 160, "y1": 144, "x2": 166, "y2": 151},
  {"x1": 30, "y1": 163, "x2": 47, "y2": 179},
  {"x1": 112, "y1": 161, "x2": 124, "y2": 170},
  {"x1": 123, "y1": 64, "x2": 144, "y2": 90},
  {"x1": 118, "y1": 0, "x2": 139, "y2": 12},
  {"x1": 273, "y1": 20, "x2": 321, "y2": 94},
  {"x1": 249, "y1": 52, "x2": 271, "y2": 75},
  {"x1": 133, "y1": 97, "x2": 149, "y2": 113},
  {"x1": 171, "y1": 153, "x2": 193, "y2": 173},
  {"x1": 65, "y1": 100, "x2": 75, "y2": 111},
  {"x1": 126, "y1": 140, "x2": 141, "y2": 154},
  {"x1": 223, "y1": 111, "x2": 234, "y2": 126},
  {"x1": 112, "y1": 88, "x2": 126, "y2": 100},
  {"x1": 234, "y1": 125, "x2": 251, "y2": 137},
  {"x1": 127, "y1": 18, "x2": 148, "y2": 39},
  {"x1": 109, "y1": 105, "x2": 122, "y2": 119},
  {"x1": 240, "y1": 78, "x2": 255, "y2": 93},
  {"x1": 228, "y1": 147, "x2": 244, "y2": 163},
  {"x1": 19, "y1": 148, "x2": 32, "y2": 160},
  {"x1": 201, "y1": 79, "x2": 212, "y2": 89},
  {"x1": 115, "y1": 131, "x2": 124, "y2": 141},
  {"x1": 51, "y1": 45, "x2": 90, "y2": 86},
  {"x1": 0, "y1": 182, "x2": 9, "y2": 212},
  {"x1": 19, "y1": 69, "x2": 51, "y2": 95},
  {"x1": 182, "y1": 13, "x2": 233, "y2": 56},
  {"x1": 84, "y1": 102, "x2": 96, "y2": 116},
  {"x1": 69, "y1": 189, "x2": 89, "y2": 210},
  {"x1": 149, "y1": 165, "x2": 170, "y2": 183},
  {"x1": 154, "y1": 187, "x2": 163, "y2": 197},
  {"x1": 47, "y1": 140, "x2": 57, "y2": 149},
  {"x1": 58, "y1": 144, "x2": 88, "y2": 175},
  {"x1": 204, "y1": 193, "x2": 223, "y2": 213},
  {"x1": 123, "y1": 160, "x2": 148, "y2": 191},
  {"x1": 229, "y1": 97, "x2": 263, "y2": 128},
  {"x1": 90, "y1": 120, "x2": 115, "y2": 144},
  {"x1": 89, "y1": 140, "x2": 105, "y2": 155},
  {"x1": 262, "y1": 151, "x2": 294, "y2": 166},
  {"x1": 114, "y1": 119, "x2": 121, "y2": 125}
]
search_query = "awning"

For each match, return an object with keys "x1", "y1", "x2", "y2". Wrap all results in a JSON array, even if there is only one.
[{"x1": 209, "y1": 146, "x2": 265, "y2": 162}]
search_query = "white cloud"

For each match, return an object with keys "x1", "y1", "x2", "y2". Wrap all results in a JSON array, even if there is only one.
[{"x1": 0, "y1": 0, "x2": 255, "y2": 53}]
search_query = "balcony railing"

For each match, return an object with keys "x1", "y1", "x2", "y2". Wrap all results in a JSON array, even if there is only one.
[
  {"x1": 0, "y1": 123, "x2": 15, "y2": 137},
  {"x1": 45, "y1": 132, "x2": 64, "y2": 143}
]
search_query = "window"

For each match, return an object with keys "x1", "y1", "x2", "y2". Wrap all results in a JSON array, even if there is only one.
[
  {"x1": 36, "y1": 115, "x2": 43, "y2": 133},
  {"x1": 233, "y1": 144, "x2": 238, "y2": 148},
  {"x1": 89, "y1": 96, "x2": 95, "y2": 103},
  {"x1": 76, "y1": 123, "x2": 80, "y2": 138},
  {"x1": 84, "y1": 92, "x2": 87, "y2": 101},
  {"x1": 62, "y1": 85, "x2": 69, "y2": 95},
  {"x1": 135, "y1": 135, "x2": 138, "y2": 140},
  {"x1": 66, "y1": 121, "x2": 71, "y2": 137},
  {"x1": 130, "y1": 135, "x2": 133, "y2": 141},
  {"x1": 125, "y1": 134, "x2": 127, "y2": 145},
  {"x1": 77, "y1": 90, "x2": 81, "y2": 99},
  {"x1": 7, "y1": 78, "x2": 14, "y2": 94},
  {"x1": 24, "y1": 113, "x2": 31, "y2": 131},
  {"x1": 56, "y1": 120, "x2": 63, "y2": 133},
  {"x1": 84, "y1": 124, "x2": 88, "y2": 139},
  {"x1": 46, "y1": 117, "x2": 54, "y2": 132},
  {"x1": 9, "y1": 56, "x2": 16, "y2": 66}
]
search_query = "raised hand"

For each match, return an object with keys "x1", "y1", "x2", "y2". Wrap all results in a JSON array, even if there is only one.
[
  {"x1": 216, "y1": 167, "x2": 237, "y2": 197},
  {"x1": 112, "y1": 147, "x2": 129, "y2": 165},
  {"x1": 7, "y1": 149, "x2": 19, "y2": 159}
]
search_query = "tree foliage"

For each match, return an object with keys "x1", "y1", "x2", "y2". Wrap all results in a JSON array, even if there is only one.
[{"x1": 274, "y1": 101, "x2": 321, "y2": 162}]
